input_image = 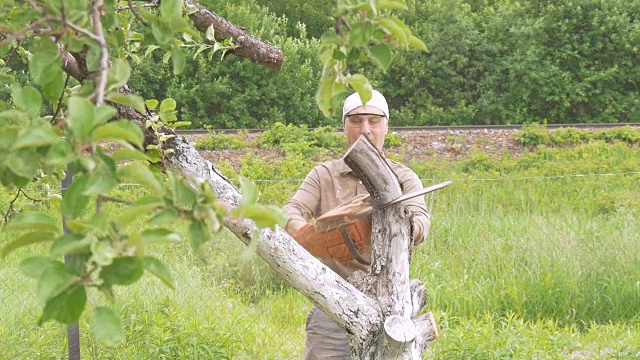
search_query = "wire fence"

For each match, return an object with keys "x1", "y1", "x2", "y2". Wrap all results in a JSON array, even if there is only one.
[{"x1": 1, "y1": 171, "x2": 639, "y2": 358}]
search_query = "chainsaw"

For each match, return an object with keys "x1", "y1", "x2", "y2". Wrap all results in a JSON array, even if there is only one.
[{"x1": 293, "y1": 181, "x2": 452, "y2": 265}]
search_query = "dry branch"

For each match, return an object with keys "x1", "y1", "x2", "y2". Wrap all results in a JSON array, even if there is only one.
[{"x1": 182, "y1": 0, "x2": 284, "y2": 71}]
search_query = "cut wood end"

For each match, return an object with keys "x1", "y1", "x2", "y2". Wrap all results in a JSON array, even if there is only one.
[
  {"x1": 384, "y1": 315, "x2": 416, "y2": 343},
  {"x1": 427, "y1": 312, "x2": 439, "y2": 341}
]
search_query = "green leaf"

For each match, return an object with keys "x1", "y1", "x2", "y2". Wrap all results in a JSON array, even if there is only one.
[
  {"x1": 68, "y1": 96, "x2": 96, "y2": 141},
  {"x1": 117, "y1": 162, "x2": 164, "y2": 194},
  {"x1": 28, "y1": 38, "x2": 60, "y2": 85},
  {"x1": 42, "y1": 68, "x2": 65, "y2": 102},
  {"x1": 239, "y1": 177, "x2": 258, "y2": 205},
  {"x1": 171, "y1": 178, "x2": 196, "y2": 208},
  {"x1": 141, "y1": 228, "x2": 181, "y2": 243},
  {"x1": 320, "y1": 31, "x2": 344, "y2": 45},
  {"x1": 105, "y1": 59, "x2": 130, "y2": 92},
  {"x1": 189, "y1": 220, "x2": 209, "y2": 249},
  {"x1": 171, "y1": 121, "x2": 191, "y2": 128},
  {"x1": 348, "y1": 74, "x2": 373, "y2": 104},
  {"x1": 159, "y1": 98, "x2": 176, "y2": 113},
  {"x1": 82, "y1": 153, "x2": 118, "y2": 195},
  {"x1": 47, "y1": 141, "x2": 75, "y2": 164},
  {"x1": 231, "y1": 204, "x2": 287, "y2": 229},
  {"x1": 36, "y1": 265, "x2": 74, "y2": 304},
  {"x1": 20, "y1": 257, "x2": 60, "y2": 278},
  {"x1": 7, "y1": 149, "x2": 39, "y2": 179},
  {"x1": 13, "y1": 127, "x2": 59, "y2": 149},
  {"x1": 145, "y1": 99, "x2": 159, "y2": 110},
  {"x1": 11, "y1": 85, "x2": 42, "y2": 118},
  {"x1": 2, "y1": 231, "x2": 56, "y2": 257},
  {"x1": 408, "y1": 35, "x2": 428, "y2": 52},
  {"x1": 40, "y1": 285, "x2": 86, "y2": 325},
  {"x1": 378, "y1": 0, "x2": 408, "y2": 11},
  {"x1": 92, "y1": 307, "x2": 123, "y2": 346},
  {"x1": 105, "y1": 93, "x2": 146, "y2": 114},
  {"x1": 114, "y1": 197, "x2": 164, "y2": 227},
  {"x1": 149, "y1": 207, "x2": 179, "y2": 226},
  {"x1": 6, "y1": 211, "x2": 59, "y2": 233},
  {"x1": 143, "y1": 256, "x2": 175, "y2": 289},
  {"x1": 369, "y1": 43, "x2": 392, "y2": 71},
  {"x1": 86, "y1": 44, "x2": 101, "y2": 72},
  {"x1": 378, "y1": 17, "x2": 410, "y2": 45},
  {"x1": 100, "y1": 256, "x2": 144, "y2": 285},
  {"x1": 83, "y1": 171, "x2": 118, "y2": 196},
  {"x1": 205, "y1": 25, "x2": 215, "y2": 41},
  {"x1": 145, "y1": 45, "x2": 160, "y2": 58},
  {"x1": 50, "y1": 233, "x2": 93, "y2": 257},
  {"x1": 349, "y1": 21, "x2": 374, "y2": 48},
  {"x1": 160, "y1": 0, "x2": 183, "y2": 29},
  {"x1": 61, "y1": 176, "x2": 90, "y2": 219},
  {"x1": 112, "y1": 149, "x2": 150, "y2": 162},
  {"x1": 316, "y1": 73, "x2": 337, "y2": 117},
  {"x1": 94, "y1": 105, "x2": 117, "y2": 126},
  {"x1": 92, "y1": 119, "x2": 144, "y2": 149},
  {"x1": 172, "y1": 48, "x2": 186, "y2": 75},
  {"x1": 152, "y1": 20, "x2": 173, "y2": 45},
  {"x1": 91, "y1": 239, "x2": 117, "y2": 266}
]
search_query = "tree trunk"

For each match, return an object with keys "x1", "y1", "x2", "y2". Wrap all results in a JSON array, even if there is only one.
[{"x1": 343, "y1": 136, "x2": 437, "y2": 358}]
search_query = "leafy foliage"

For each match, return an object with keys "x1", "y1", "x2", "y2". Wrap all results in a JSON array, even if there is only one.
[
  {"x1": 194, "y1": 130, "x2": 250, "y2": 151},
  {"x1": 119, "y1": 0, "x2": 640, "y2": 128},
  {"x1": 516, "y1": 124, "x2": 640, "y2": 147},
  {"x1": 0, "y1": 0, "x2": 290, "y2": 346}
]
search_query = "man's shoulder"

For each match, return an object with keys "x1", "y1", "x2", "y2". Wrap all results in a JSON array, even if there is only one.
[
  {"x1": 386, "y1": 158, "x2": 412, "y2": 172},
  {"x1": 313, "y1": 158, "x2": 347, "y2": 175}
]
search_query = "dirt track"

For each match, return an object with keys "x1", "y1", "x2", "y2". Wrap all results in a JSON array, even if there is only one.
[{"x1": 189, "y1": 129, "x2": 525, "y2": 173}]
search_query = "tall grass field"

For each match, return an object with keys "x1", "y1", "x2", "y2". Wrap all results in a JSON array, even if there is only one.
[{"x1": 2, "y1": 138, "x2": 639, "y2": 359}]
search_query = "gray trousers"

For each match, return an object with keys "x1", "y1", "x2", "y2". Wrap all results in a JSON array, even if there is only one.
[{"x1": 303, "y1": 307, "x2": 351, "y2": 359}]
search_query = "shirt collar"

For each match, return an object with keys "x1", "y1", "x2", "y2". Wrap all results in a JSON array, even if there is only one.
[{"x1": 336, "y1": 158, "x2": 352, "y2": 176}]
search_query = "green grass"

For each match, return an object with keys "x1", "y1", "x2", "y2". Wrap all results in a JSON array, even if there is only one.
[{"x1": 1, "y1": 140, "x2": 640, "y2": 359}]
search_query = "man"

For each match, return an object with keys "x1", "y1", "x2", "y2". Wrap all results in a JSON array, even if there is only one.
[{"x1": 284, "y1": 90, "x2": 431, "y2": 359}]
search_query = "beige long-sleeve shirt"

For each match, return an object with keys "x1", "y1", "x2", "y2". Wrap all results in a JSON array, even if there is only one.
[{"x1": 284, "y1": 158, "x2": 430, "y2": 279}]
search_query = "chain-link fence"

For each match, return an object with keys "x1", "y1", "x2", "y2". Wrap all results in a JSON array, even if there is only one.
[{"x1": 2, "y1": 172, "x2": 639, "y2": 358}]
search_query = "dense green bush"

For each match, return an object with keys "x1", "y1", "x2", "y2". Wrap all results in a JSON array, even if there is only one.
[
  {"x1": 5, "y1": 0, "x2": 640, "y2": 128},
  {"x1": 515, "y1": 124, "x2": 551, "y2": 147},
  {"x1": 194, "y1": 131, "x2": 250, "y2": 151},
  {"x1": 258, "y1": 122, "x2": 310, "y2": 148},
  {"x1": 384, "y1": 132, "x2": 404, "y2": 148},
  {"x1": 516, "y1": 125, "x2": 640, "y2": 147}
]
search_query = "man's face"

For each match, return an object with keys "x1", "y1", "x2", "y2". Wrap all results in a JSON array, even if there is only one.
[{"x1": 343, "y1": 105, "x2": 388, "y2": 152}]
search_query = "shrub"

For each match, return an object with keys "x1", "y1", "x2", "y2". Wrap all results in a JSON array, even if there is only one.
[
  {"x1": 194, "y1": 131, "x2": 249, "y2": 150},
  {"x1": 310, "y1": 126, "x2": 345, "y2": 150},
  {"x1": 515, "y1": 124, "x2": 550, "y2": 147},
  {"x1": 549, "y1": 128, "x2": 592, "y2": 147},
  {"x1": 593, "y1": 126, "x2": 640, "y2": 145},
  {"x1": 384, "y1": 132, "x2": 404, "y2": 148},
  {"x1": 258, "y1": 122, "x2": 310, "y2": 148},
  {"x1": 280, "y1": 141, "x2": 329, "y2": 157}
]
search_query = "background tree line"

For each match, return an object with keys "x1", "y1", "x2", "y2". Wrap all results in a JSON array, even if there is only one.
[{"x1": 4, "y1": 0, "x2": 640, "y2": 128}]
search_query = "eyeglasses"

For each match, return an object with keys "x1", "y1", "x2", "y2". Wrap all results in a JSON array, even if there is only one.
[{"x1": 344, "y1": 113, "x2": 386, "y2": 128}]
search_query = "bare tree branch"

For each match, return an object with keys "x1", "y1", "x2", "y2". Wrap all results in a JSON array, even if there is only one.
[
  {"x1": 90, "y1": 0, "x2": 109, "y2": 106},
  {"x1": 182, "y1": 0, "x2": 284, "y2": 71}
]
